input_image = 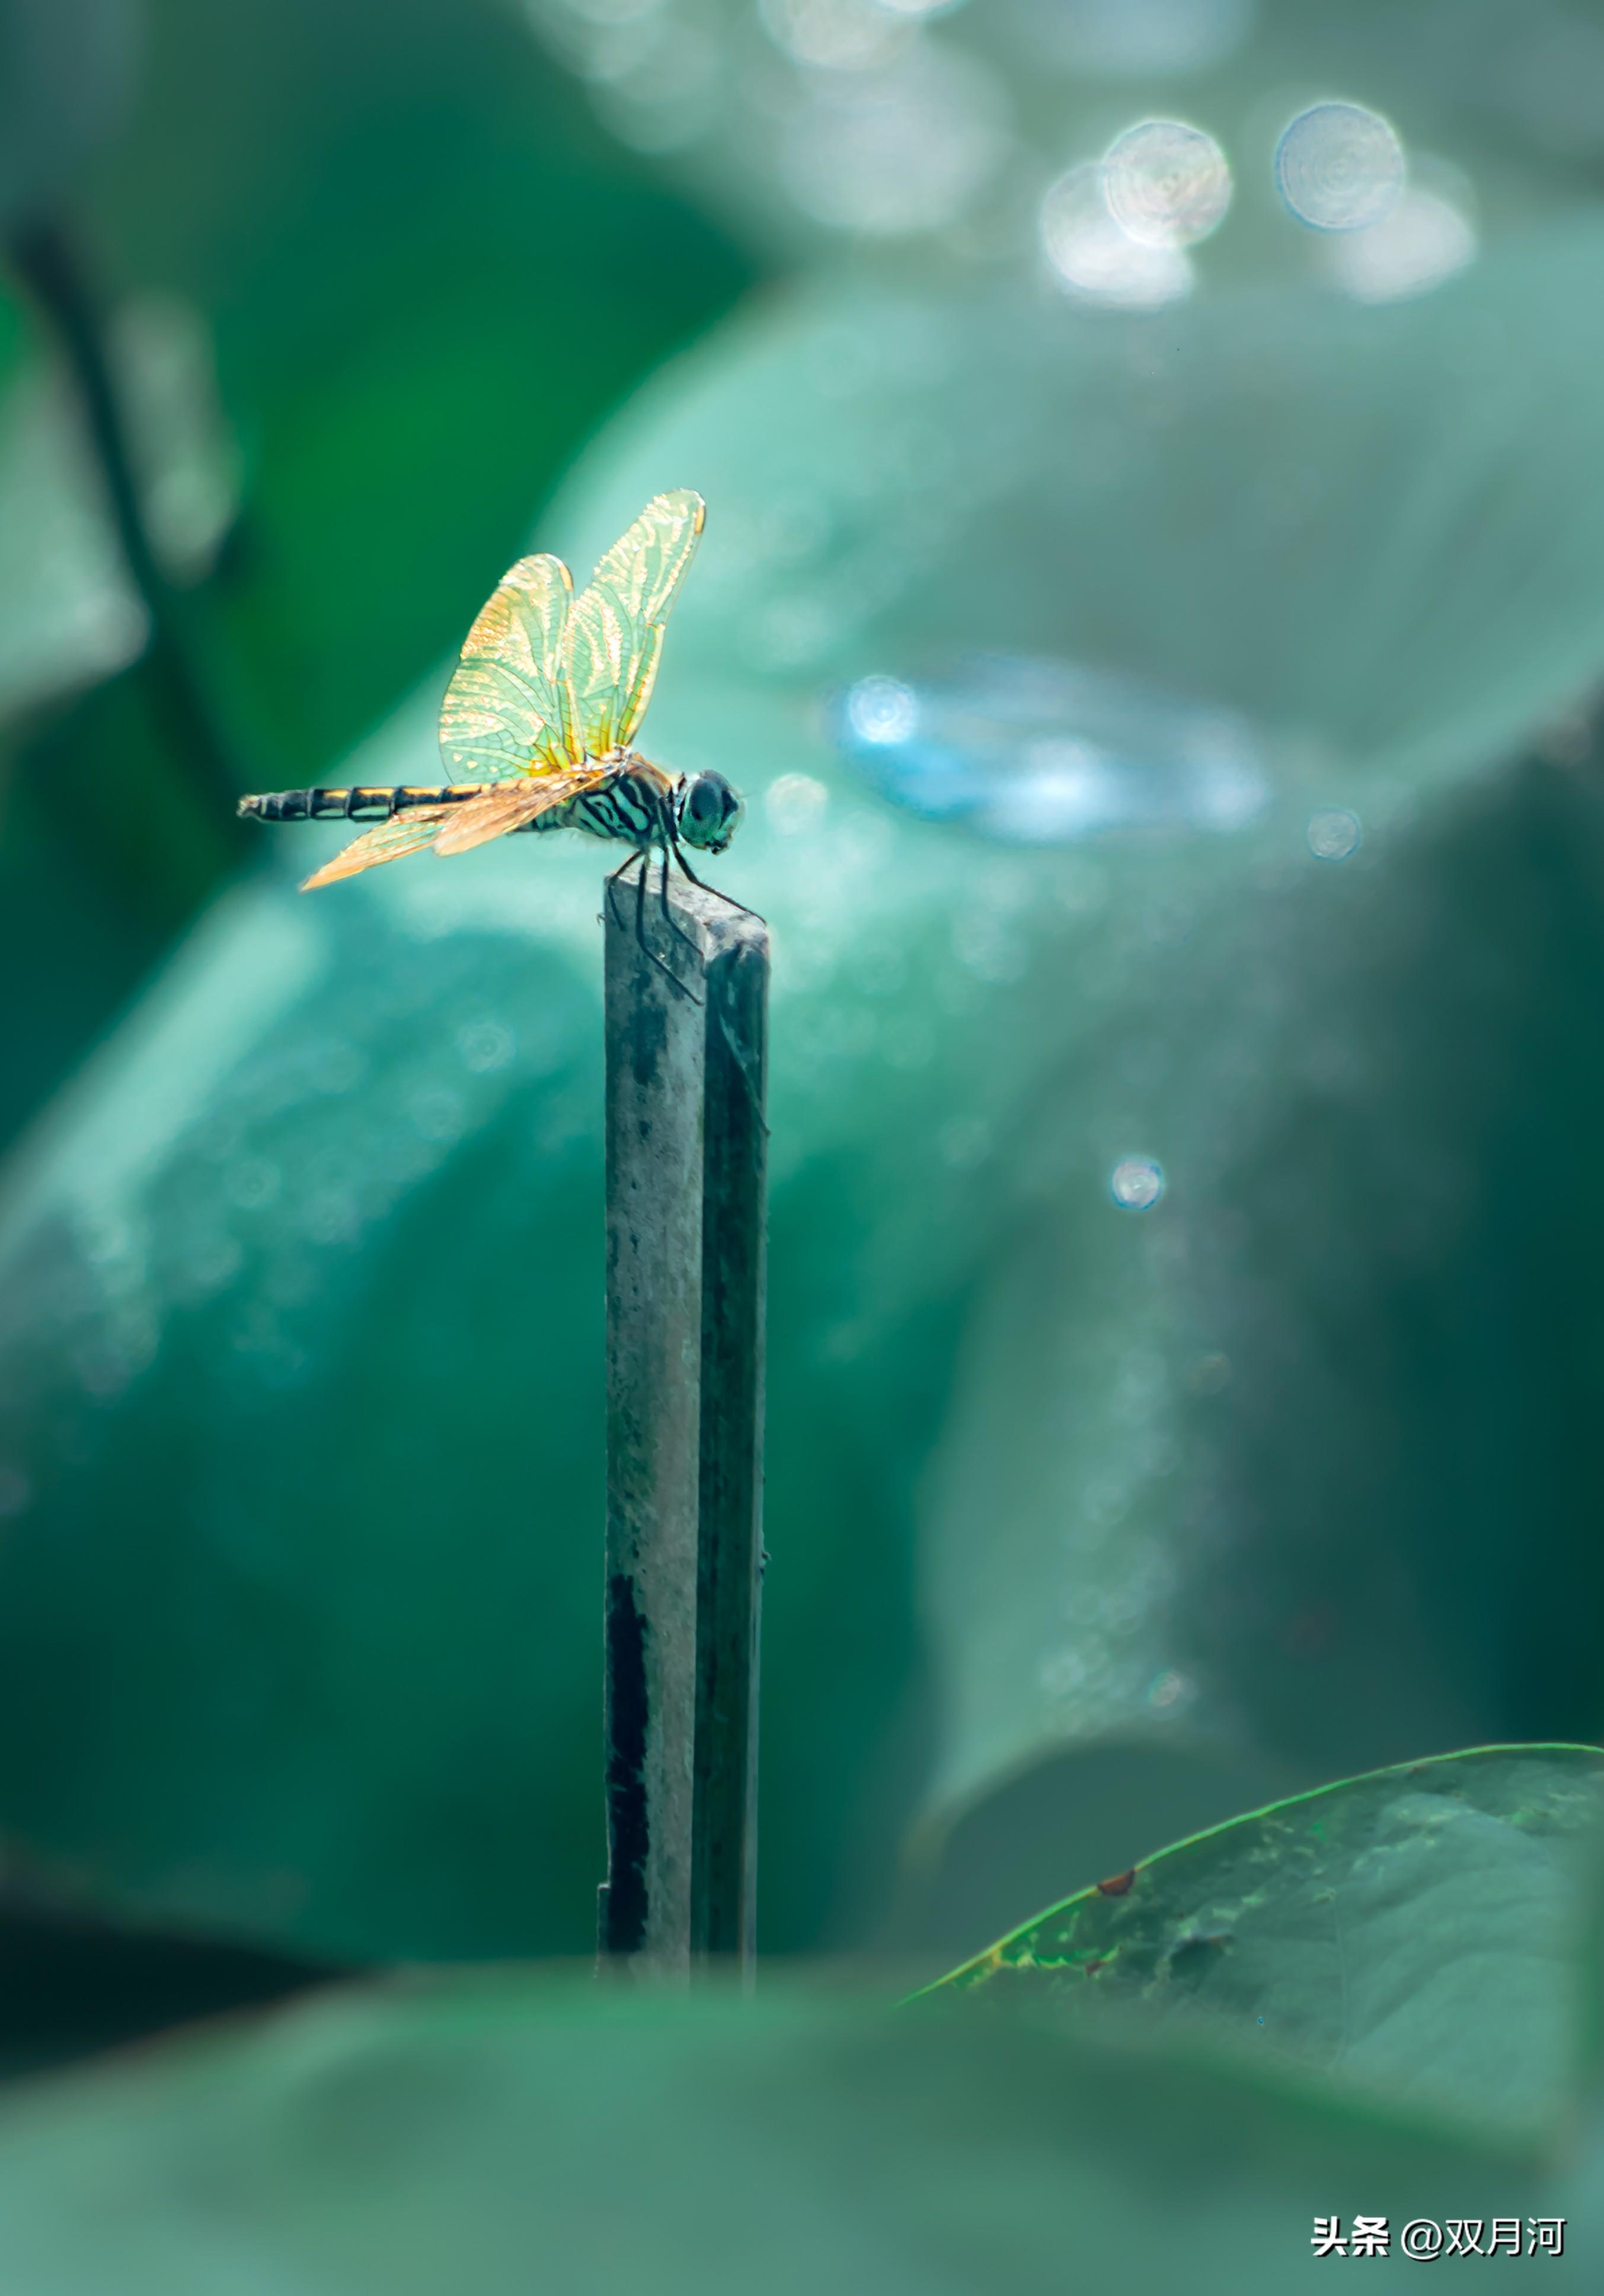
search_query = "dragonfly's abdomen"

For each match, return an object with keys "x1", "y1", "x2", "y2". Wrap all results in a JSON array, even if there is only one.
[
  {"x1": 239, "y1": 785, "x2": 485, "y2": 823},
  {"x1": 239, "y1": 759, "x2": 674, "y2": 845}
]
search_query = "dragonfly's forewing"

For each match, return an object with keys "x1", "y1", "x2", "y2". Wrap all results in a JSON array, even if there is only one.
[
  {"x1": 301, "y1": 807, "x2": 452, "y2": 891},
  {"x1": 440, "y1": 553, "x2": 580, "y2": 781},
  {"x1": 432, "y1": 767, "x2": 611, "y2": 855},
  {"x1": 566, "y1": 490, "x2": 704, "y2": 757}
]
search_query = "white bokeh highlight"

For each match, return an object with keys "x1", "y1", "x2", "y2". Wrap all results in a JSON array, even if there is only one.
[
  {"x1": 1103, "y1": 118, "x2": 1232, "y2": 247},
  {"x1": 1110, "y1": 1158, "x2": 1166, "y2": 1210},
  {"x1": 1326, "y1": 188, "x2": 1476, "y2": 303},
  {"x1": 1041, "y1": 163, "x2": 1193, "y2": 309},
  {"x1": 1276, "y1": 102, "x2": 1405, "y2": 232}
]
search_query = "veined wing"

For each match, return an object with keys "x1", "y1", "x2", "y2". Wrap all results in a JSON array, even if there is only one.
[
  {"x1": 439, "y1": 553, "x2": 580, "y2": 782},
  {"x1": 431, "y1": 767, "x2": 612, "y2": 855},
  {"x1": 565, "y1": 489, "x2": 704, "y2": 758},
  {"x1": 301, "y1": 807, "x2": 451, "y2": 892}
]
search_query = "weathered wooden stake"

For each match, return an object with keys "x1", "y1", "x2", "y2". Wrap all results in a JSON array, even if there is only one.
[{"x1": 599, "y1": 864, "x2": 768, "y2": 1976}]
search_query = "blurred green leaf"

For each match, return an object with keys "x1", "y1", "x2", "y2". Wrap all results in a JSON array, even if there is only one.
[
  {"x1": 0, "y1": 293, "x2": 237, "y2": 720},
  {"x1": 910, "y1": 749, "x2": 1604, "y2": 1949},
  {"x1": 0, "y1": 1969, "x2": 1567, "y2": 2292},
  {"x1": 924, "y1": 1745, "x2": 1604, "y2": 2147},
  {"x1": 588, "y1": 223, "x2": 1604, "y2": 782},
  {"x1": 0, "y1": 0, "x2": 139, "y2": 231}
]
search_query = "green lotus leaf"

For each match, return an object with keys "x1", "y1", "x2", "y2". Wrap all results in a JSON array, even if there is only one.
[
  {"x1": 923, "y1": 1745, "x2": 1604, "y2": 2146},
  {"x1": 0, "y1": 1968, "x2": 1570, "y2": 2292}
]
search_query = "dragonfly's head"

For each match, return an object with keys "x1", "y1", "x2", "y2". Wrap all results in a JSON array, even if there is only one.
[{"x1": 673, "y1": 770, "x2": 743, "y2": 854}]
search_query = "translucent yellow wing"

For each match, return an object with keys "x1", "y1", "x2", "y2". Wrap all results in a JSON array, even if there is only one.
[
  {"x1": 439, "y1": 553, "x2": 580, "y2": 782},
  {"x1": 301, "y1": 807, "x2": 451, "y2": 892},
  {"x1": 564, "y1": 489, "x2": 704, "y2": 758},
  {"x1": 432, "y1": 768, "x2": 612, "y2": 856}
]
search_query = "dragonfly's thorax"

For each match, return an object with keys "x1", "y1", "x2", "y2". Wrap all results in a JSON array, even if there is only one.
[
  {"x1": 597, "y1": 749, "x2": 672, "y2": 791},
  {"x1": 560, "y1": 755, "x2": 676, "y2": 849}
]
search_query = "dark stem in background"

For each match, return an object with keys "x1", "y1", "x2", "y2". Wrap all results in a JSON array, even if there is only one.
[
  {"x1": 5, "y1": 214, "x2": 247, "y2": 841},
  {"x1": 599, "y1": 867, "x2": 768, "y2": 1978}
]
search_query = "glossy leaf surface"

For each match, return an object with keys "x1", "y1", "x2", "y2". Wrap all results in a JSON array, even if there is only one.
[{"x1": 925, "y1": 1745, "x2": 1604, "y2": 2145}]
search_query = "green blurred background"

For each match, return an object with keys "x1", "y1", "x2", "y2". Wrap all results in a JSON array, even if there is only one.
[{"x1": 7, "y1": 0, "x2": 1604, "y2": 2081}]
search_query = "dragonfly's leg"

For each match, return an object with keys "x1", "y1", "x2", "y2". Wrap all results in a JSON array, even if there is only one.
[
  {"x1": 669, "y1": 838, "x2": 708, "y2": 889},
  {"x1": 656, "y1": 842, "x2": 702, "y2": 969},
  {"x1": 662, "y1": 840, "x2": 765, "y2": 1126},
  {"x1": 624, "y1": 848, "x2": 698, "y2": 1004},
  {"x1": 670, "y1": 834, "x2": 763, "y2": 925},
  {"x1": 603, "y1": 848, "x2": 638, "y2": 936}
]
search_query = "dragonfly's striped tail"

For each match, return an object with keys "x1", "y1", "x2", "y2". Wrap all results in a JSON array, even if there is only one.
[{"x1": 239, "y1": 785, "x2": 492, "y2": 824}]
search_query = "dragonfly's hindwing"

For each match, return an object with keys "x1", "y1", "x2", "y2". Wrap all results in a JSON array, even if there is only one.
[
  {"x1": 432, "y1": 768, "x2": 613, "y2": 856},
  {"x1": 439, "y1": 552, "x2": 579, "y2": 781},
  {"x1": 566, "y1": 489, "x2": 704, "y2": 756},
  {"x1": 301, "y1": 806, "x2": 453, "y2": 890}
]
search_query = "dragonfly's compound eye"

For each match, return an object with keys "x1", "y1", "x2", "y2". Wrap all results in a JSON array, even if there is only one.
[{"x1": 678, "y1": 771, "x2": 744, "y2": 852}]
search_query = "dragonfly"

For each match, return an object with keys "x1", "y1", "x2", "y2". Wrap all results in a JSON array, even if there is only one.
[{"x1": 238, "y1": 488, "x2": 743, "y2": 960}]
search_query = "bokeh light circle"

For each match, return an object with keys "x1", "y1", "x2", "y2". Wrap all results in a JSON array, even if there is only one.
[
  {"x1": 779, "y1": 43, "x2": 1010, "y2": 234},
  {"x1": 1041, "y1": 164, "x2": 1193, "y2": 309},
  {"x1": 1103, "y1": 119, "x2": 1232, "y2": 248},
  {"x1": 1306, "y1": 807, "x2": 1362, "y2": 860},
  {"x1": 846, "y1": 674, "x2": 919, "y2": 744},
  {"x1": 1275, "y1": 103, "x2": 1405, "y2": 231},
  {"x1": 1110, "y1": 1158, "x2": 1166, "y2": 1210},
  {"x1": 760, "y1": 0, "x2": 910, "y2": 72},
  {"x1": 1325, "y1": 188, "x2": 1475, "y2": 302}
]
